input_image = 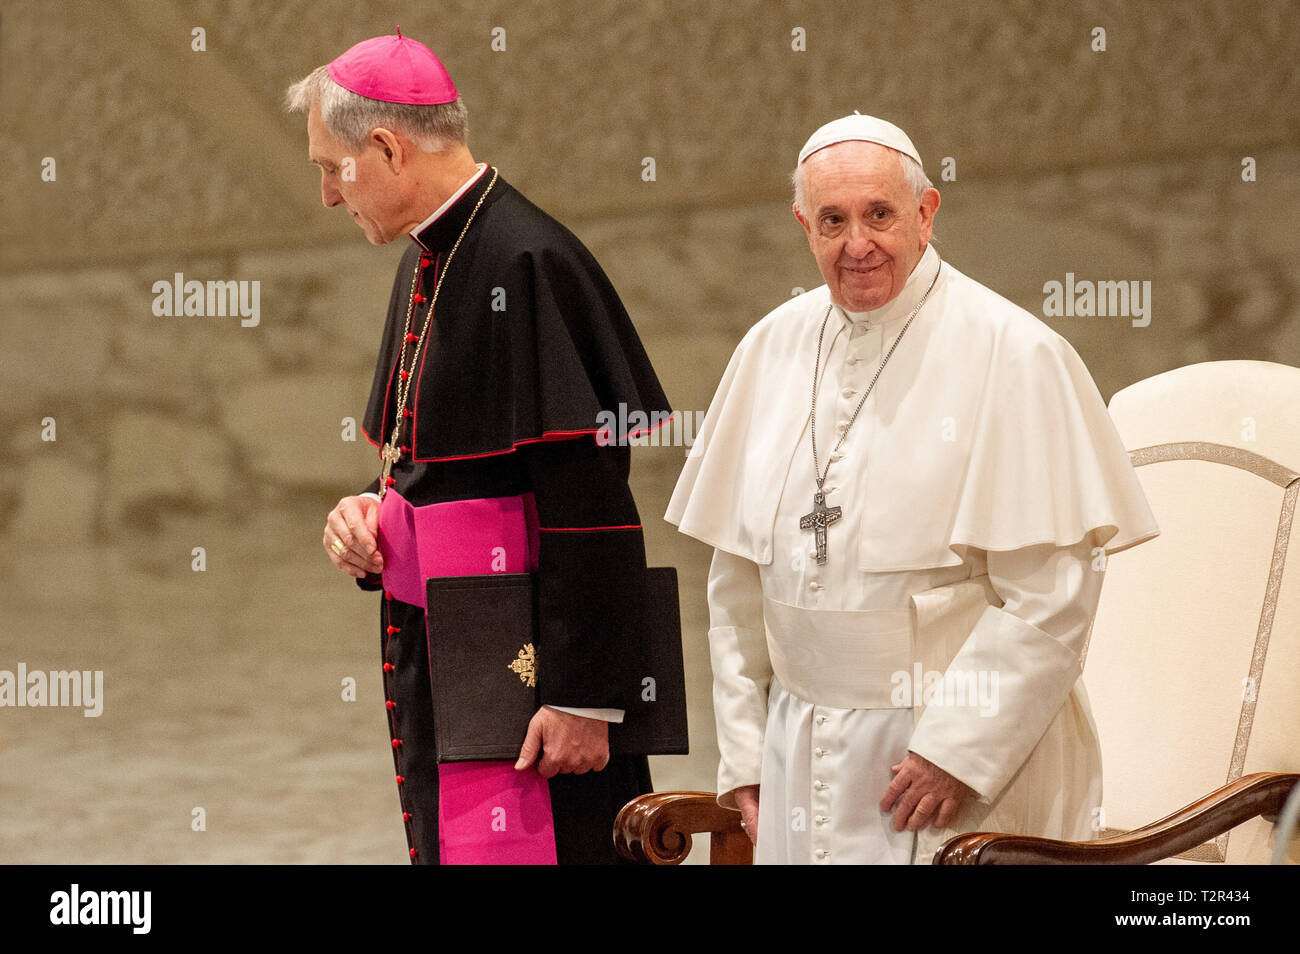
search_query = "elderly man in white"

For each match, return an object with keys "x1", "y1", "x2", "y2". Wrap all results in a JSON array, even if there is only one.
[{"x1": 666, "y1": 114, "x2": 1159, "y2": 864}]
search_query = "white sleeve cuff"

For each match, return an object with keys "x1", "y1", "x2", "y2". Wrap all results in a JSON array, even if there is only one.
[
  {"x1": 545, "y1": 705, "x2": 624, "y2": 723},
  {"x1": 908, "y1": 538, "x2": 1103, "y2": 801}
]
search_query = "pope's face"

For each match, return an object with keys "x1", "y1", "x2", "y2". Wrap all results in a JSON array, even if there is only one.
[
  {"x1": 794, "y1": 141, "x2": 939, "y2": 311},
  {"x1": 307, "y1": 102, "x2": 410, "y2": 245}
]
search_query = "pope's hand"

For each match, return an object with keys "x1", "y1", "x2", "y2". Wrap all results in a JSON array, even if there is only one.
[
  {"x1": 323, "y1": 495, "x2": 383, "y2": 579},
  {"x1": 733, "y1": 785, "x2": 760, "y2": 846},
  {"x1": 879, "y1": 751, "x2": 972, "y2": 832},
  {"x1": 515, "y1": 706, "x2": 610, "y2": 779}
]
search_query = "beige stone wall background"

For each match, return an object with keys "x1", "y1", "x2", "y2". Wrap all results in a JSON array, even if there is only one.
[{"x1": 0, "y1": 0, "x2": 1297, "y2": 862}]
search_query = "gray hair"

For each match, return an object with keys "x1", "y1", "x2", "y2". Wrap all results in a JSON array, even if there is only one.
[
  {"x1": 791, "y1": 149, "x2": 933, "y2": 213},
  {"x1": 284, "y1": 65, "x2": 468, "y2": 152}
]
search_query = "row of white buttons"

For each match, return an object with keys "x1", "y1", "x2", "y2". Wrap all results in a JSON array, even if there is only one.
[
  {"x1": 811, "y1": 708, "x2": 833, "y2": 861},
  {"x1": 807, "y1": 326, "x2": 868, "y2": 605}
]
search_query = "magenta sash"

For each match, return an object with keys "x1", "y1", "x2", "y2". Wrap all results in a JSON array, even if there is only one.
[
  {"x1": 377, "y1": 489, "x2": 540, "y2": 606},
  {"x1": 378, "y1": 488, "x2": 555, "y2": 865}
]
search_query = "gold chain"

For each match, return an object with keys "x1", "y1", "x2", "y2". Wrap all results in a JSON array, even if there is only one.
[{"x1": 380, "y1": 167, "x2": 499, "y2": 492}]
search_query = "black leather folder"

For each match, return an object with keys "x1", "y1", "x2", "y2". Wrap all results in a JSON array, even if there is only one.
[{"x1": 425, "y1": 566, "x2": 688, "y2": 762}]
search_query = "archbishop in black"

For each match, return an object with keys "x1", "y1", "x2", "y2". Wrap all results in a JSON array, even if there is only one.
[{"x1": 287, "y1": 33, "x2": 670, "y2": 864}]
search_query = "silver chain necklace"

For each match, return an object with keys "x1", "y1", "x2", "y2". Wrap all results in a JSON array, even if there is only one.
[{"x1": 800, "y1": 256, "x2": 942, "y2": 565}]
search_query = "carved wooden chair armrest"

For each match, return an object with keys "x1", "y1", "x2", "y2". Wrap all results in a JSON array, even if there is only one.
[
  {"x1": 614, "y1": 791, "x2": 753, "y2": 865},
  {"x1": 933, "y1": 771, "x2": 1299, "y2": 864}
]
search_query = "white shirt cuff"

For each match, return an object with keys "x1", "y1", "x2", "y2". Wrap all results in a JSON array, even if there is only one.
[{"x1": 546, "y1": 705, "x2": 625, "y2": 723}]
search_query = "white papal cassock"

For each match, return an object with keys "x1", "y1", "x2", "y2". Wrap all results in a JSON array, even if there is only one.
[{"x1": 666, "y1": 244, "x2": 1161, "y2": 864}]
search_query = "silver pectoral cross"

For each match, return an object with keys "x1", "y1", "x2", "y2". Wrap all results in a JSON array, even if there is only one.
[{"x1": 799, "y1": 481, "x2": 843, "y2": 566}]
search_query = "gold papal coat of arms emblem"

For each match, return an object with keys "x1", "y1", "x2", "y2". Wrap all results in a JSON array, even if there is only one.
[{"x1": 508, "y1": 642, "x2": 536, "y2": 688}]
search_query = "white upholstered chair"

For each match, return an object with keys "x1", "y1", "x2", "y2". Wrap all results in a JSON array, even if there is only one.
[{"x1": 936, "y1": 360, "x2": 1300, "y2": 864}]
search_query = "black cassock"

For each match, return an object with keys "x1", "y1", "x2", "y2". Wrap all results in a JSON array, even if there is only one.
[{"x1": 355, "y1": 167, "x2": 670, "y2": 864}]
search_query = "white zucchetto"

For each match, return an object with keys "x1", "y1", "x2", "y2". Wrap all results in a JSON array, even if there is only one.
[{"x1": 798, "y1": 112, "x2": 924, "y2": 169}]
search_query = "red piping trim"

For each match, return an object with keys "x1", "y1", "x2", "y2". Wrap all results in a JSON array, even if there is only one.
[
  {"x1": 364, "y1": 252, "x2": 440, "y2": 455},
  {"x1": 376, "y1": 315, "x2": 401, "y2": 448},
  {"x1": 412, "y1": 414, "x2": 675, "y2": 463},
  {"x1": 362, "y1": 310, "x2": 675, "y2": 464},
  {"x1": 409, "y1": 253, "x2": 440, "y2": 454}
]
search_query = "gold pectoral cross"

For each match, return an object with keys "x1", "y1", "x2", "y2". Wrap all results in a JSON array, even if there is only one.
[
  {"x1": 799, "y1": 484, "x2": 842, "y2": 566},
  {"x1": 378, "y1": 441, "x2": 401, "y2": 498}
]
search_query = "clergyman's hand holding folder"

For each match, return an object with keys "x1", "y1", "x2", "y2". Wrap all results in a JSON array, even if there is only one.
[{"x1": 424, "y1": 567, "x2": 688, "y2": 762}]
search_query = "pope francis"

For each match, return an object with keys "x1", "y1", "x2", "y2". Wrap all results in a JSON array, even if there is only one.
[{"x1": 665, "y1": 114, "x2": 1161, "y2": 864}]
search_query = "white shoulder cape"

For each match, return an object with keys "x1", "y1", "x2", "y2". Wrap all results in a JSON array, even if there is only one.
[{"x1": 665, "y1": 253, "x2": 1159, "y2": 571}]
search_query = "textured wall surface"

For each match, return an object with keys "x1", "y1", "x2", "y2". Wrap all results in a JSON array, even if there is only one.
[{"x1": 1, "y1": 0, "x2": 1298, "y2": 864}]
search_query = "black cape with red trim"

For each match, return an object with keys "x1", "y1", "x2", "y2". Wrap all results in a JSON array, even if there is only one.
[
  {"x1": 354, "y1": 168, "x2": 670, "y2": 864},
  {"x1": 361, "y1": 168, "x2": 670, "y2": 460}
]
